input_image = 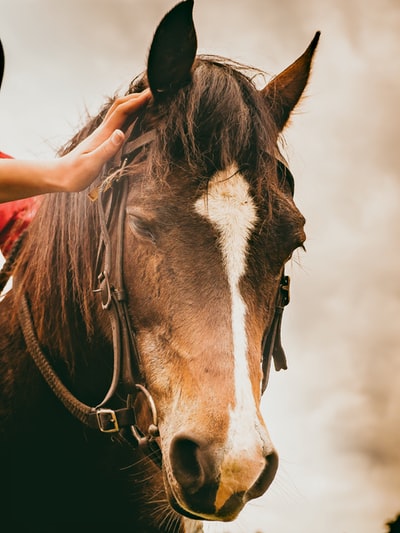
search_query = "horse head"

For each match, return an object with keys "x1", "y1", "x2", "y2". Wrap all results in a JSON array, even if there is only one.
[
  {"x1": 12, "y1": 0, "x2": 319, "y2": 525},
  {"x1": 114, "y1": 0, "x2": 318, "y2": 521}
]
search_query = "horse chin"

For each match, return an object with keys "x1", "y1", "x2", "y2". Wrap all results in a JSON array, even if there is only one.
[
  {"x1": 163, "y1": 469, "x2": 248, "y2": 522},
  {"x1": 165, "y1": 483, "x2": 244, "y2": 523},
  {"x1": 169, "y1": 497, "x2": 215, "y2": 522}
]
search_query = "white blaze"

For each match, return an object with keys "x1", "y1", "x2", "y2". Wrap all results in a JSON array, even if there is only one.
[{"x1": 194, "y1": 165, "x2": 259, "y2": 448}]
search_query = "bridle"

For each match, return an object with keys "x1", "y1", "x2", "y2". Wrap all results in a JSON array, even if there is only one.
[
  {"x1": 17, "y1": 126, "x2": 163, "y2": 467},
  {"x1": 14, "y1": 120, "x2": 291, "y2": 469}
]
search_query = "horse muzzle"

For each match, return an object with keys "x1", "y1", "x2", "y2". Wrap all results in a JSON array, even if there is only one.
[{"x1": 165, "y1": 432, "x2": 279, "y2": 521}]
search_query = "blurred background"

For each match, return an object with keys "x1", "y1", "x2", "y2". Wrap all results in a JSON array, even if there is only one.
[{"x1": 0, "y1": 1, "x2": 399, "y2": 532}]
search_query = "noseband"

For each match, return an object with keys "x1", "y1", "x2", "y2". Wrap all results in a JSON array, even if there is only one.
[{"x1": 14, "y1": 121, "x2": 291, "y2": 470}]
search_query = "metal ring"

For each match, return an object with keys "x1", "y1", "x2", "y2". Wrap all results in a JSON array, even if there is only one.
[{"x1": 135, "y1": 383, "x2": 159, "y2": 430}]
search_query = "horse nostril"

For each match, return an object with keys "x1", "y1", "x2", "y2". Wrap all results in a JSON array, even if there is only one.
[
  {"x1": 246, "y1": 449, "x2": 279, "y2": 501},
  {"x1": 169, "y1": 435, "x2": 206, "y2": 494}
]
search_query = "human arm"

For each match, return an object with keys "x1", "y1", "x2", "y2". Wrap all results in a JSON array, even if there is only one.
[{"x1": 0, "y1": 89, "x2": 151, "y2": 203}]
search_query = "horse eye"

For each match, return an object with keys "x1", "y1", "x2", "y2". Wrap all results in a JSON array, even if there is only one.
[
  {"x1": 286, "y1": 242, "x2": 306, "y2": 264},
  {"x1": 127, "y1": 213, "x2": 156, "y2": 243},
  {"x1": 277, "y1": 160, "x2": 295, "y2": 196}
]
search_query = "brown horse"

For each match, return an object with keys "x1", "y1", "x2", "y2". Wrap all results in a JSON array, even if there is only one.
[{"x1": 0, "y1": 2, "x2": 318, "y2": 531}]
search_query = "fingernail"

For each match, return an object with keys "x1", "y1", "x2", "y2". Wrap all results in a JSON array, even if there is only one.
[
  {"x1": 141, "y1": 88, "x2": 151, "y2": 98},
  {"x1": 111, "y1": 129, "x2": 124, "y2": 145}
]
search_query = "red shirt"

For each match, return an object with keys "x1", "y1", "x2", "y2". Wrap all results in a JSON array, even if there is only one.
[{"x1": 0, "y1": 151, "x2": 41, "y2": 256}]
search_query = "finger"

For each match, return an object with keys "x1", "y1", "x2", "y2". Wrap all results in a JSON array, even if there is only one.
[
  {"x1": 84, "y1": 90, "x2": 151, "y2": 151},
  {"x1": 77, "y1": 90, "x2": 151, "y2": 155},
  {"x1": 103, "y1": 89, "x2": 151, "y2": 126},
  {"x1": 87, "y1": 129, "x2": 125, "y2": 167},
  {"x1": 109, "y1": 88, "x2": 152, "y2": 110}
]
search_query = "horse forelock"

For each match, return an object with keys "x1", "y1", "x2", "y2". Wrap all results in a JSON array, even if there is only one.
[{"x1": 141, "y1": 56, "x2": 280, "y2": 189}]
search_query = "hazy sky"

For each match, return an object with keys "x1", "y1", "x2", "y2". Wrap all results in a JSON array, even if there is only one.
[{"x1": 1, "y1": 1, "x2": 399, "y2": 532}]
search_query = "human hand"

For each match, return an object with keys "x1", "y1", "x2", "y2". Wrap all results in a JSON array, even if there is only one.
[
  {"x1": 0, "y1": 90, "x2": 151, "y2": 203},
  {"x1": 56, "y1": 89, "x2": 151, "y2": 192}
]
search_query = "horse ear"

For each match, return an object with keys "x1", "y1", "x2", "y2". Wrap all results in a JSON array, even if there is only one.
[
  {"x1": 147, "y1": 0, "x2": 197, "y2": 97},
  {"x1": 262, "y1": 32, "x2": 320, "y2": 131},
  {"x1": 0, "y1": 39, "x2": 4, "y2": 90}
]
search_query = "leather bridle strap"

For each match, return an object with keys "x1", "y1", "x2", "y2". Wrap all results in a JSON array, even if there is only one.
[
  {"x1": 93, "y1": 128, "x2": 158, "y2": 406},
  {"x1": 91, "y1": 131, "x2": 162, "y2": 462},
  {"x1": 261, "y1": 273, "x2": 290, "y2": 394},
  {"x1": 18, "y1": 290, "x2": 159, "y2": 446},
  {"x1": 18, "y1": 291, "x2": 136, "y2": 430}
]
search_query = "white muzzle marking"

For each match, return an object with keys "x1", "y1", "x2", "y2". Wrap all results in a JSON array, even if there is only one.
[{"x1": 195, "y1": 166, "x2": 263, "y2": 459}]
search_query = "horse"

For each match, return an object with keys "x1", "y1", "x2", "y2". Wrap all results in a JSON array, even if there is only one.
[{"x1": 0, "y1": 1, "x2": 319, "y2": 531}]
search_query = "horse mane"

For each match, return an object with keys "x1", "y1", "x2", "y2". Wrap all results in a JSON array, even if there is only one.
[{"x1": 12, "y1": 55, "x2": 282, "y2": 366}]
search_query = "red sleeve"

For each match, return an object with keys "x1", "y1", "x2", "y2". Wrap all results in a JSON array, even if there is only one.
[{"x1": 0, "y1": 151, "x2": 41, "y2": 256}]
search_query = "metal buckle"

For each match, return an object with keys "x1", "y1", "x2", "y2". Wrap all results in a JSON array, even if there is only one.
[
  {"x1": 96, "y1": 408, "x2": 119, "y2": 433},
  {"x1": 280, "y1": 275, "x2": 290, "y2": 306},
  {"x1": 127, "y1": 384, "x2": 160, "y2": 447}
]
